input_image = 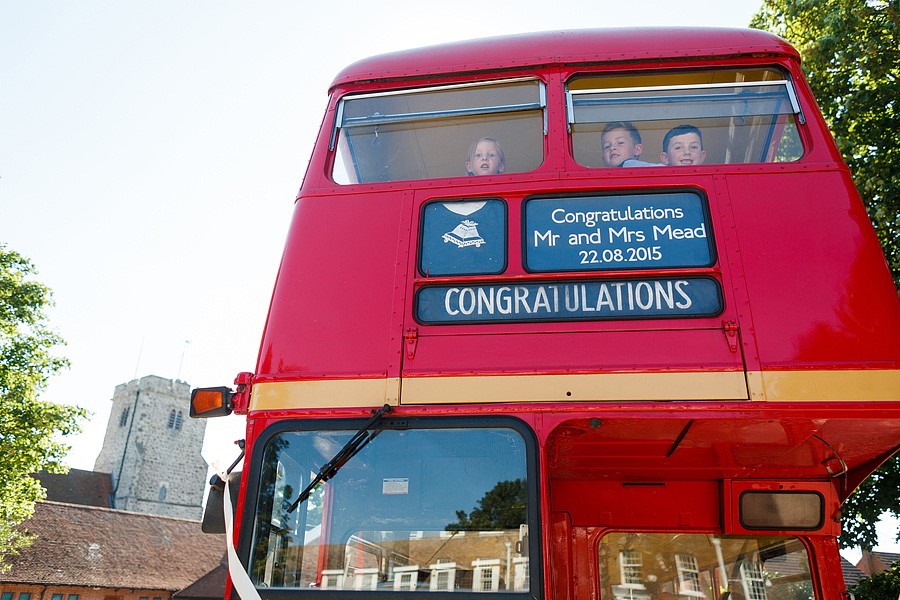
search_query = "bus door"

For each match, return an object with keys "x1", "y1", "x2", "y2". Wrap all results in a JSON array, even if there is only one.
[{"x1": 399, "y1": 183, "x2": 749, "y2": 404}]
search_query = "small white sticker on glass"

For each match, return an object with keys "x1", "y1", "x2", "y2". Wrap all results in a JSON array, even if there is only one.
[{"x1": 383, "y1": 477, "x2": 409, "y2": 495}]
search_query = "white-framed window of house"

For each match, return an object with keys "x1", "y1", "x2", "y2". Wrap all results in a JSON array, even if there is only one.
[
  {"x1": 619, "y1": 550, "x2": 646, "y2": 589},
  {"x1": 739, "y1": 561, "x2": 768, "y2": 600},
  {"x1": 393, "y1": 565, "x2": 420, "y2": 591},
  {"x1": 429, "y1": 562, "x2": 457, "y2": 591},
  {"x1": 472, "y1": 559, "x2": 501, "y2": 592},
  {"x1": 675, "y1": 554, "x2": 705, "y2": 597}
]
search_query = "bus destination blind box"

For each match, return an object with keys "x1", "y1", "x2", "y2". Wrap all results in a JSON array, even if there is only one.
[{"x1": 739, "y1": 491, "x2": 825, "y2": 531}]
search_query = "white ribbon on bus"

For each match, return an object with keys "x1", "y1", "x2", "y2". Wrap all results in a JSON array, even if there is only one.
[{"x1": 224, "y1": 476, "x2": 264, "y2": 600}]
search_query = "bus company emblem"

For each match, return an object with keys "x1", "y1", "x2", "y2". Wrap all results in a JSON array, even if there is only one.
[
  {"x1": 443, "y1": 220, "x2": 485, "y2": 248},
  {"x1": 420, "y1": 199, "x2": 506, "y2": 276}
]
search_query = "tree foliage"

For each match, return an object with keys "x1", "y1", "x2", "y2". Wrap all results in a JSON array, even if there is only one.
[
  {"x1": 751, "y1": 0, "x2": 900, "y2": 288},
  {"x1": 841, "y1": 456, "x2": 900, "y2": 550},
  {"x1": 448, "y1": 479, "x2": 527, "y2": 531},
  {"x1": 848, "y1": 562, "x2": 900, "y2": 600},
  {"x1": 0, "y1": 245, "x2": 86, "y2": 571},
  {"x1": 751, "y1": 0, "x2": 900, "y2": 552}
]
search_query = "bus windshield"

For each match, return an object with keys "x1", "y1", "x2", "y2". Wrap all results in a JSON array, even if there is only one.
[
  {"x1": 248, "y1": 421, "x2": 534, "y2": 593},
  {"x1": 598, "y1": 532, "x2": 813, "y2": 600}
]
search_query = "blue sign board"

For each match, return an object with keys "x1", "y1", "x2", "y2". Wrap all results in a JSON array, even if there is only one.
[
  {"x1": 419, "y1": 199, "x2": 506, "y2": 276},
  {"x1": 524, "y1": 193, "x2": 714, "y2": 272},
  {"x1": 416, "y1": 277, "x2": 722, "y2": 324}
]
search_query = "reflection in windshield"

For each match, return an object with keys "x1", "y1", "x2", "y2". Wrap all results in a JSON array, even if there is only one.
[
  {"x1": 598, "y1": 533, "x2": 813, "y2": 600},
  {"x1": 249, "y1": 424, "x2": 531, "y2": 592}
]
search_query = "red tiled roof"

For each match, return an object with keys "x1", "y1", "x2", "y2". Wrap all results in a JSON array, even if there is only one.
[
  {"x1": 173, "y1": 555, "x2": 228, "y2": 600},
  {"x1": 871, "y1": 551, "x2": 900, "y2": 567},
  {"x1": 0, "y1": 501, "x2": 224, "y2": 591},
  {"x1": 841, "y1": 556, "x2": 867, "y2": 587},
  {"x1": 858, "y1": 550, "x2": 900, "y2": 575},
  {"x1": 34, "y1": 469, "x2": 113, "y2": 508}
]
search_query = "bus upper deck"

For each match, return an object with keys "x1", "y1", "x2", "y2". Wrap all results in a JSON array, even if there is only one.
[{"x1": 248, "y1": 28, "x2": 900, "y2": 411}]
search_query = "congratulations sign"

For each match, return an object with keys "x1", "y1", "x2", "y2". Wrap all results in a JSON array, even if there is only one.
[
  {"x1": 524, "y1": 192, "x2": 714, "y2": 272},
  {"x1": 415, "y1": 277, "x2": 722, "y2": 324}
]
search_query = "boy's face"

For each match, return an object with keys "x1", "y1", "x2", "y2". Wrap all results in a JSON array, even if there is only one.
[
  {"x1": 660, "y1": 132, "x2": 706, "y2": 166},
  {"x1": 467, "y1": 140, "x2": 505, "y2": 175},
  {"x1": 601, "y1": 128, "x2": 643, "y2": 167}
]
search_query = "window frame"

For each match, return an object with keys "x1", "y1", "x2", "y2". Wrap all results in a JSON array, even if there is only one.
[
  {"x1": 330, "y1": 78, "x2": 547, "y2": 185},
  {"x1": 567, "y1": 80, "x2": 804, "y2": 126},
  {"x1": 565, "y1": 69, "x2": 807, "y2": 169},
  {"x1": 239, "y1": 415, "x2": 543, "y2": 600}
]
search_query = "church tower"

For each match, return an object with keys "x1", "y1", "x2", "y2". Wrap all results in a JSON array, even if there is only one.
[{"x1": 93, "y1": 375, "x2": 208, "y2": 520}]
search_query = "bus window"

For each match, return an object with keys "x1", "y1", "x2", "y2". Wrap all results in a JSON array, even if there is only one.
[
  {"x1": 248, "y1": 421, "x2": 535, "y2": 593},
  {"x1": 332, "y1": 78, "x2": 545, "y2": 184},
  {"x1": 568, "y1": 69, "x2": 805, "y2": 168},
  {"x1": 598, "y1": 532, "x2": 813, "y2": 600}
]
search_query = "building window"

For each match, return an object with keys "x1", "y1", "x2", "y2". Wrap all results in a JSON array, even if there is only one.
[
  {"x1": 67, "y1": 595, "x2": 79, "y2": 600},
  {"x1": 118, "y1": 407, "x2": 130, "y2": 427},
  {"x1": 19, "y1": 594, "x2": 31, "y2": 600},
  {"x1": 167, "y1": 409, "x2": 183, "y2": 430},
  {"x1": 2, "y1": 593, "x2": 13, "y2": 600},
  {"x1": 675, "y1": 553, "x2": 704, "y2": 596},
  {"x1": 740, "y1": 561, "x2": 768, "y2": 600},
  {"x1": 619, "y1": 550, "x2": 645, "y2": 589},
  {"x1": 52, "y1": 595, "x2": 63, "y2": 600}
]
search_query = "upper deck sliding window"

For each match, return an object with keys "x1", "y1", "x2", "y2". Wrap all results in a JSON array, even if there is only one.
[
  {"x1": 332, "y1": 78, "x2": 546, "y2": 184},
  {"x1": 568, "y1": 69, "x2": 805, "y2": 168}
]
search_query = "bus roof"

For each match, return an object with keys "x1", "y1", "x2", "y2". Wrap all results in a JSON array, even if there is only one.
[{"x1": 330, "y1": 27, "x2": 800, "y2": 90}]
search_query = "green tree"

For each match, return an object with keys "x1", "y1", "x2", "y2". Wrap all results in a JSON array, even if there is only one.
[
  {"x1": 751, "y1": 0, "x2": 900, "y2": 552},
  {"x1": 751, "y1": 0, "x2": 900, "y2": 288},
  {"x1": 0, "y1": 245, "x2": 86, "y2": 571},
  {"x1": 841, "y1": 456, "x2": 900, "y2": 550},
  {"x1": 448, "y1": 479, "x2": 527, "y2": 531},
  {"x1": 848, "y1": 562, "x2": 900, "y2": 600}
]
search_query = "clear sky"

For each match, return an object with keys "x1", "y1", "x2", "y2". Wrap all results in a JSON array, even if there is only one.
[{"x1": 1, "y1": 1, "x2": 896, "y2": 556}]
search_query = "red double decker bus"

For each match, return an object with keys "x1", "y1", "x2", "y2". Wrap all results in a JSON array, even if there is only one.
[{"x1": 191, "y1": 28, "x2": 900, "y2": 600}]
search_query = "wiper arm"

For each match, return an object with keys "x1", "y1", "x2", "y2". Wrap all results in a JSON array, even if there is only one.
[{"x1": 287, "y1": 403, "x2": 392, "y2": 513}]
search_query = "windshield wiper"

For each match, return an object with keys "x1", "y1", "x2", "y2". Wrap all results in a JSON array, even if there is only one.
[{"x1": 287, "y1": 403, "x2": 392, "y2": 513}]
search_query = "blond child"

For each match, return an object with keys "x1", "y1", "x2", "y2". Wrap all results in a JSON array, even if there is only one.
[{"x1": 466, "y1": 137, "x2": 506, "y2": 176}]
